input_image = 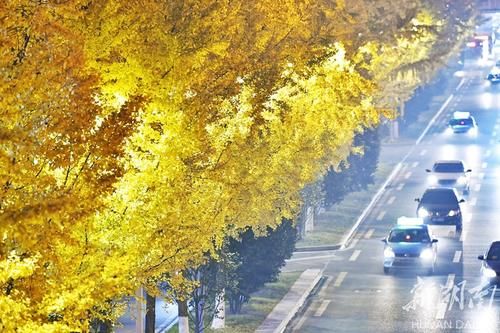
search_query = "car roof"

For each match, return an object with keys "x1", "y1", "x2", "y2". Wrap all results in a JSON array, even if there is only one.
[
  {"x1": 433, "y1": 160, "x2": 464, "y2": 165},
  {"x1": 489, "y1": 241, "x2": 500, "y2": 248},
  {"x1": 424, "y1": 187, "x2": 456, "y2": 193},
  {"x1": 391, "y1": 224, "x2": 428, "y2": 231}
]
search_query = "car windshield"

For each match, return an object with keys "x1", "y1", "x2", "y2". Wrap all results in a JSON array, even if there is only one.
[
  {"x1": 421, "y1": 190, "x2": 458, "y2": 205},
  {"x1": 449, "y1": 118, "x2": 473, "y2": 126},
  {"x1": 433, "y1": 163, "x2": 464, "y2": 173},
  {"x1": 487, "y1": 245, "x2": 500, "y2": 260},
  {"x1": 388, "y1": 229, "x2": 430, "y2": 243}
]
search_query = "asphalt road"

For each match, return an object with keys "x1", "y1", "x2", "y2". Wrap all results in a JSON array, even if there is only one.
[{"x1": 285, "y1": 55, "x2": 500, "y2": 332}]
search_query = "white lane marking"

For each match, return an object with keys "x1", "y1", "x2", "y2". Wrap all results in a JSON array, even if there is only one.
[
  {"x1": 349, "y1": 250, "x2": 361, "y2": 262},
  {"x1": 287, "y1": 254, "x2": 337, "y2": 263},
  {"x1": 436, "y1": 274, "x2": 456, "y2": 319},
  {"x1": 364, "y1": 229, "x2": 374, "y2": 239},
  {"x1": 464, "y1": 213, "x2": 472, "y2": 224},
  {"x1": 404, "y1": 172, "x2": 412, "y2": 179},
  {"x1": 412, "y1": 162, "x2": 419, "y2": 168},
  {"x1": 456, "y1": 78, "x2": 466, "y2": 91},
  {"x1": 495, "y1": 124, "x2": 500, "y2": 130},
  {"x1": 474, "y1": 183, "x2": 481, "y2": 192},
  {"x1": 470, "y1": 197, "x2": 477, "y2": 206},
  {"x1": 293, "y1": 314, "x2": 309, "y2": 331},
  {"x1": 350, "y1": 238, "x2": 360, "y2": 248},
  {"x1": 479, "y1": 172, "x2": 485, "y2": 180},
  {"x1": 493, "y1": 131, "x2": 498, "y2": 137},
  {"x1": 486, "y1": 150, "x2": 492, "y2": 157},
  {"x1": 460, "y1": 230, "x2": 467, "y2": 242},
  {"x1": 314, "y1": 300, "x2": 331, "y2": 317},
  {"x1": 333, "y1": 272, "x2": 348, "y2": 287},
  {"x1": 387, "y1": 196, "x2": 396, "y2": 205},
  {"x1": 420, "y1": 149, "x2": 427, "y2": 156},
  {"x1": 396, "y1": 183, "x2": 404, "y2": 191},
  {"x1": 482, "y1": 162, "x2": 488, "y2": 169},
  {"x1": 376, "y1": 211, "x2": 386, "y2": 221},
  {"x1": 453, "y1": 251, "x2": 462, "y2": 263}
]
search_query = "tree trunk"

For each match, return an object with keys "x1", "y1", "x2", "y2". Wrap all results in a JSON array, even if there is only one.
[
  {"x1": 195, "y1": 298, "x2": 204, "y2": 333},
  {"x1": 178, "y1": 299, "x2": 190, "y2": 333},
  {"x1": 211, "y1": 289, "x2": 225, "y2": 329},
  {"x1": 145, "y1": 292, "x2": 155, "y2": 333}
]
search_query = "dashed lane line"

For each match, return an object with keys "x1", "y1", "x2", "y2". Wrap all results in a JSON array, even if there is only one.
[
  {"x1": 412, "y1": 162, "x2": 419, "y2": 168},
  {"x1": 470, "y1": 197, "x2": 477, "y2": 206},
  {"x1": 333, "y1": 272, "x2": 348, "y2": 287},
  {"x1": 420, "y1": 149, "x2": 427, "y2": 156},
  {"x1": 396, "y1": 183, "x2": 405, "y2": 191},
  {"x1": 482, "y1": 162, "x2": 488, "y2": 169},
  {"x1": 314, "y1": 300, "x2": 331, "y2": 317},
  {"x1": 376, "y1": 211, "x2": 386, "y2": 221},
  {"x1": 349, "y1": 250, "x2": 361, "y2": 262},
  {"x1": 387, "y1": 196, "x2": 396, "y2": 205},
  {"x1": 404, "y1": 172, "x2": 412, "y2": 179},
  {"x1": 473, "y1": 184, "x2": 481, "y2": 192},
  {"x1": 364, "y1": 229, "x2": 375, "y2": 239},
  {"x1": 453, "y1": 251, "x2": 462, "y2": 263}
]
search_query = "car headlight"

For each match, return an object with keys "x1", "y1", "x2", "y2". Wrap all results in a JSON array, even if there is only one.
[
  {"x1": 482, "y1": 267, "x2": 497, "y2": 278},
  {"x1": 418, "y1": 207, "x2": 429, "y2": 218},
  {"x1": 457, "y1": 176, "x2": 467, "y2": 185},
  {"x1": 428, "y1": 175, "x2": 438, "y2": 184},
  {"x1": 448, "y1": 209, "x2": 459, "y2": 217},
  {"x1": 384, "y1": 248, "x2": 395, "y2": 258},
  {"x1": 420, "y1": 248, "x2": 434, "y2": 261}
]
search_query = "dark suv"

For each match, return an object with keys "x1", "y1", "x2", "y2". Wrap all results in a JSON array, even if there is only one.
[
  {"x1": 415, "y1": 188, "x2": 465, "y2": 231},
  {"x1": 478, "y1": 242, "x2": 500, "y2": 286}
]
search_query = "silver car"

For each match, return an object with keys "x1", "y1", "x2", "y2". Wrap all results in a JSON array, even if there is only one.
[{"x1": 426, "y1": 160, "x2": 471, "y2": 194}]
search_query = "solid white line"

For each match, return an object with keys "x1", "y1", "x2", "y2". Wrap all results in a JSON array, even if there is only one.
[
  {"x1": 396, "y1": 183, "x2": 404, "y2": 191},
  {"x1": 474, "y1": 183, "x2": 481, "y2": 192},
  {"x1": 387, "y1": 196, "x2": 396, "y2": 204},
  {"x1": 293, "y1": 314, "x2": 309, "y2": 331},
  {"x1": 482, "y1": 162, "x2": 488, "y2": 169},
  {"x1": 314, "y1": 300, "x2": 331, "y2": 317},
  {"x1": 349, "y1": 250, "x2": 361, "y2": 262},
  {"x1": 460, "y1": 230, "x2": 467, "y2": 242},
  {"x1": 420, "y1": 149, "x2": 427, "y2": 156},
  {"x1": 376, "y1": 211, "x2": 386, "y2": 221},
  {"x1": 404, "y1": 172, "x2": 412, "y2": 179},
  {"x1": 412, "y1": 162, "x2": 419, "y2": 168},
  {"x1": 455, "y1": 78, "x2": 466, "y2": 91},
  {"x1": 416, "y1": 94, "x2": 454, "y2": 145},
  {"x1": 453, "y1": 251, "x2": 462, "y2": 263},
  {"x1": 470, "y1": 197, "x2": 477, "y2": 206},
  {"x1": 333, "y1": 272, "x2": 348, "y2": 287},
  {"x1": 364, "y1": 229, "x2": 375, "y2": 239}
]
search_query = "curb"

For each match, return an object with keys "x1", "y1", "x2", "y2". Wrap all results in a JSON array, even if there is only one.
[
  {"x1": 255, "y1": 269, "x2": 322, "y2": 333},
  {"x1": 294, "y1": 244, "x2": 341, "y2": 252}
]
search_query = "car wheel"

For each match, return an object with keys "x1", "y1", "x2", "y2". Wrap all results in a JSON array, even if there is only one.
[{"x1": 383, "y1": 267, "x2": 390, "y2": 274}]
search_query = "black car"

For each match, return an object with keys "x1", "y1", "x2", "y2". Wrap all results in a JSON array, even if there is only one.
[
  {"x1": 478, "y1": 242, "x2": 500, "y2": 286},
  {"x1": 415, "y1": 188, "x2": 465, "y2": 230}
]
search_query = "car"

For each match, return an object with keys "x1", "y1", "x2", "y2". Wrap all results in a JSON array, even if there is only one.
[
  {"x1": 447, "y1": 111, "x2": 477, "y2": 135},
  {"x1": 487, "y1": 65, "x2": 500, "y2": 83},
  {"x1": 382, "y1": 217, "x2": 438, "y2": 275},
  {"x1": 478, "y1": 242, "x2": 500, "y2": 287},
  {"x1": 415, "y1": 187, "x2": 465, "y2": 231},
  {"x1": 426, "y1": 160, "x2": 472, "y2": 194}
]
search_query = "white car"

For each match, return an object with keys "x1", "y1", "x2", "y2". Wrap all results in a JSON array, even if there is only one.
[{"x1": 426, "y1": 160, "x2": 471, "y2": 194}]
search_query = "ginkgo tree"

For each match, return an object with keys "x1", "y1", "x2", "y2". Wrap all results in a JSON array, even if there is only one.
[{"x1": 0, "y1": 0, "x2": 475, "y2": 332}]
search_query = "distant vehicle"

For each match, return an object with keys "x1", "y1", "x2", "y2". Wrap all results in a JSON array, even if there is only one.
[
  {"x1": 415, "y1": 188, "x2": 465, "y2": 231},
  {"x1": 426, "y1": 160, "x2": 472, "y2": 194},
  {"x1": 487, "y1": 65, "x2": 500, "y2": 84},
  {"x1": 447, "y1": 111, "x2": 477, "y2": 135},
  {"x1": 478, "y1": 241, "x2": 500, "y2": 287},
  {"x1": 382, "y1": 217, "x2": 438, "y2": 275}
]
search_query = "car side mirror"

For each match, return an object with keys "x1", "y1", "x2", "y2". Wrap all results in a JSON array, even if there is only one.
[
  {"x1": 466, "y1": 169, "x2": 472, "y2": 173},
  {"x1": 381, "y1": 238, "x2": 387, "y2": 243},
  {"x1": 415, "y1": 198, "x2": 420, "y2": 202},
  {"x1": 459, "y1": 199, "x2": 465, "y2": 203},
  {"x1": 478, "y1": 255, "x2": 485, "y2": 260},
  {"x1": 425, "y1": 169, "x2": 431, "y2": 173},
  {"x1": 432, "y1": 239, "x2": 438, "y2": 243}
]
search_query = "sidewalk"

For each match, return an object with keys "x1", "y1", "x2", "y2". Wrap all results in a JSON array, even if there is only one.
[{"x1": 255, "y1": 269, "x2": 322, "y2": 333}]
